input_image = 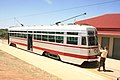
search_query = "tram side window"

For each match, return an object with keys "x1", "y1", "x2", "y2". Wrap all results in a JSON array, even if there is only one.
[
  {"x1": 81, "y1": 37, "x2": 86, "y2": 45},
  {"x1": 9, "y1": 33, "x2": 12, "y2": 36},
  {"x1": 56, "y1": 36, "x2": 63, "y2": 43},
  {"x1": 34, "y1": 35, "x2": 37, "y2": 40},
  {"x1": 18, "y1": 33, "x2": 24, "y2": 38},
  {"x1": 37, "y1": 35, "x2": 41, "y2": 40},
  {"x1": 88, "y1": 31, "x2": 94, "y2": 35},
  {"x1": 23, "y1": 34, "x2": 27, "y2": 38},
  {"x1": 10, "y1": 33, "x2": 15, "y2": 37},
  {"x1": 88, "y1": 36, "x2": 98, "y2": 46},
  {"x1": 56, "y1": 32, "x2": 64, "y2": 34},
  {"x1": 10, "y1": 33, "x2": 12, "y2": 36},
  {"x1": 42, "y1": 35, "x2": 48, "y2": 41},
  {"x1": 67, "y1": 32, "x2": 78, "y2": 35},
  {"x1": 18, "y1": 33, "x2": 23, "y2": 38},
  {"x1": 49, "y1": 35, "x2": 55, "y2": 42},
  {"x1": 67, "y1": 37, "x2": 78, "y2": 45},
  {"x1": 15, "y1": 33, "x2": 19, "y2": 37}
]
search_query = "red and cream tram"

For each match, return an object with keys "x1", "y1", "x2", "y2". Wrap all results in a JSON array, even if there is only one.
[{"x1": 8, "y1": 24, "x2": 98, "y2": 65}]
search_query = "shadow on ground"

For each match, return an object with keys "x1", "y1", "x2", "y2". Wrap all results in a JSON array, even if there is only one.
[
  {"x1": 62, "y1": 61, "x2": 99, "y2": 69},
  {"x1": 98, "y1": 70, "x2": 114, "y2": 72},
  {"x1": 79, "y1": 61, "x2": 98, "y2": 68}
]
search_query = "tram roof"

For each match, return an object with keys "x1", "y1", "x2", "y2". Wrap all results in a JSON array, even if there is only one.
[{"x1": 8, "y1": 24, "x2": 96, "y2": 32}]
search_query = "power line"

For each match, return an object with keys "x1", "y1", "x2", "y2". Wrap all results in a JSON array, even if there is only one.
[
  {"x1": 0, "y1": 0, "x2": 120, "y2": 22},
  {"x1": 16, "y1": 0, "x2": 120, "y2": 18}
]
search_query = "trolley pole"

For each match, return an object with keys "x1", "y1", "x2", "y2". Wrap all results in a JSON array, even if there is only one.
[{"x1": 55, "y1": 13, "x2": 86, "y2": 25}]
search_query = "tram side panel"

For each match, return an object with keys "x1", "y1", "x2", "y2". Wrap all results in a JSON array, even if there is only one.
[
  {"x1": 61, "y1": 47, "x2": 89, "y2": 65},
  {"x1": 33, "y1": 40, "x2": 64, "y2": 55},
  {"x1": 33, "y1": 40, "x2": 45, "y2": 55},
  {"x1": 9, "y1": 36, "x2": 98, "y2": 65},
  {"x1": 32, "y1": 40, "x2": 91, "y2": 65},
  {"x1": 9, "y1": 37, "x2": 27, "y2": 50}
]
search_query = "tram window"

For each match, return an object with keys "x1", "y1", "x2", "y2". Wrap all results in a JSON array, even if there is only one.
[
  {"x1": 81, "y1": 37, "x2": 86, "y2": 45},
  {"x1": 42, "y1": 35, "x2": 48, "y2": 41},
  {"x1": 15, "y1": 33, "x2": 18, "y2": 37},
  {"x1": 14, "y1": 33, "x2": 16, "y2": 37},
  {"x1": 37, "y1": 35, "x2": 41, "y2": 40},
  {"x1": 34, "y1": 31, "x2": 37, "y2": 33},
  {"x1": 18, "y1": 33, "x2": 21, "y2": 37},
  {"x1": 36, "y1": 31, "x2": 41, "y2": 33},
  {"x1": 56, "y1": 32, "x2": 64, "y2": 34},
  {"x1": 19, "y1": 34, "x2": 23, "y2": 38},
  {"x1": 34, "y1": 35, "x2": 37, "y2": 39},
  {"x1": 10, "y1": 31, "x2": 12, "y2": 32},
  {"x1": 67, "y1": 37, "x2": 78, "y2": 45},
  {"x1": 42, "y1": 31, "x2": 48, "y2": 34},
  {"x1": 49, "y1": 32, "x2": 55, "y2": 34},
  {"x1": 49, "y1": 35, "x2": 55, "y2": 42},
  {"x1": 23, "y1": 34, "x2": 27, "y2": 38},
  {"x1": 88, "y1": 36, "x2": 98, "y2": 46},
  {"x1": 11, "y1": 33, "x2": 13, "y2": 36},
  {"x1": 11, "y1": 33, "x2": 14, "y2": 37},
  {"x1": 67, "y1": 32, "x2": 78, "y2": 35},
  {"x1": 56, "y1": 36, "x2": 63, "y2": 43},
  {"x1": 10, "y1": 33, "x2": 12, "y2": 36},
  {"x1": 28, "y1": 31, "x2": 32, "y2": 33},
  {"x1": 23, "y1": 31, "x2": 27, "y2": 33},
  {"x1": 88, "y1": 31, "x2": 94, "y2": 35}
]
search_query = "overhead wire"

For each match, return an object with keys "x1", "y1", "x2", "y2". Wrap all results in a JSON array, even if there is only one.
[
  {"x1": 16, "y1": 0, "x2": 120, "y2": 18},
  {"x1": 0, "y1": 0, "x2": 120, "y2": 22}
]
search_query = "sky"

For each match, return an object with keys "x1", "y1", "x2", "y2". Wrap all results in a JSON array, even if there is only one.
[{"x1": 0, "y1": 0, "x2": 120, "y2": 28}]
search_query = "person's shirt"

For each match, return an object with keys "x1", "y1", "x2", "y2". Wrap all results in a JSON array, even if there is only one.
[{"x1": 100, "y1": 49, "x2": 108, "y2": 58}]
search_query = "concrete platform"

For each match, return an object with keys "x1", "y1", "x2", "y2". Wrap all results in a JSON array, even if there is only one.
[{"x1": 0, "y1": 42, "x2": 120, "y2": 80}]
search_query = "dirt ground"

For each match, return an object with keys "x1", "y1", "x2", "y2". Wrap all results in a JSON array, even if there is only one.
[{"x1": 0, "y1": 49, "x2": 61, "y2": 80}]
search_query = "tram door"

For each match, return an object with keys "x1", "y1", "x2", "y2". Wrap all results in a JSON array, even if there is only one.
[{"x1": 27, "y1": 34, "x2": 33, "y2": 51}]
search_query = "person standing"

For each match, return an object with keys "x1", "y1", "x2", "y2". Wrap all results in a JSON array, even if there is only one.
[{"x1": 97, "y1": 44, "x2": 108, "y2": 71}]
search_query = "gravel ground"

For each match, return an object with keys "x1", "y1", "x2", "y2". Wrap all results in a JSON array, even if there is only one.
[{"x1": 0, "y1": 49, "x2": 61, "y2": 80}]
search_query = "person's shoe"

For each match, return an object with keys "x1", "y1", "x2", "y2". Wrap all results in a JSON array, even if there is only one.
[
  {"x1": 97, "y1": 69, "x2": 100, "y2": 71},
  {"x1": 103, "y1": 69, "x2": 106, "y2": 72}
]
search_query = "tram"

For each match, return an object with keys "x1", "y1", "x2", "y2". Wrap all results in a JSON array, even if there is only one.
[{"x1": 8, "y1": 24, "x2": 98, "y2": 65}]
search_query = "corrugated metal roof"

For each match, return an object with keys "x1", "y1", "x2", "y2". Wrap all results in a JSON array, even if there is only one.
[
  {"x1": 75, "y1": 14, "x2": 120, "y2": 29},
  {"x1": 75, "y1": 14, "x2": 120, "y2": 36}
]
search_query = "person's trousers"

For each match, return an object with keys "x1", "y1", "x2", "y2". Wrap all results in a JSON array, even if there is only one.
[{"x1": 98, "y1": 57, "x2": 106, "y2": 70}]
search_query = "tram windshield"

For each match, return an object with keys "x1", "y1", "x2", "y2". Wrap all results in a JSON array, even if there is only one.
[{"x1": 88, "y1": 36, "x2": 98, "y2": 46}]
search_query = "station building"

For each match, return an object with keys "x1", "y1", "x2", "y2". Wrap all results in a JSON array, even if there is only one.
[{"x1": 75, "y1": 14, "x2": 120, "y2": 60}]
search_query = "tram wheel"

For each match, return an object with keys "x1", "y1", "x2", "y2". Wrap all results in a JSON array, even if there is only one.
[
  {"x1": 10, "y1": 43, "x2": 16, "y2": 47},
  {"x1": 42, "y1": 51, "x2": 61, "y2": 61},
  {"x1": 42, "y1": 51, "x2": 48, "y2": 57}
]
